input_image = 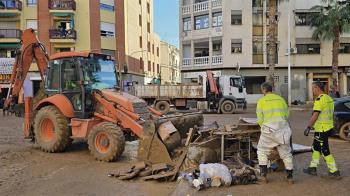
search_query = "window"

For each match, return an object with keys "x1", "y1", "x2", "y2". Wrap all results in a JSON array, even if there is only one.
[
  {"x1": 62, "y1": 59, "x2": 80, "y2": 91},
  {"x1": 296, "y1": 44, "x2": 320, "y2": 54},
  {"x1": 100, "y1": 22, "x2": 115, "y2": 37},
  {"x1": 212, "y1": 12, "x2": 222, "y2": 27},
  {"x1": 100, "y1": 3, "x2": 114, "y2": 11},
  {"x1": 140, "y1": 57, "x2": 144, "y2": 70},
  {"x1": 26, "y1": 20, "x2": 37, "y2": 30},
  {"x1": 253, "y1": 40, "x2": 263, "y2": 64},
  {"x1": 139, "y1": 36, "x2": 143, "y2": 48},
  {"x1": 284, "y1": 76, "x2": 288, "y2": 84},
  {"x1": 147, "y1": 22, "x2": 150, "y2": 33},
  {"x1": 157, "y1": 64, "x2": 160, "y2": 73},
  {"x1": 195, "y1": 15, "x2": 209, "y2": 30},
  {"x1": 100, "y1": 0, "x2": 114, "y2": 11},
  {"x1": 231, "y1": 39, "x2": 242, "y2": 53},
  {"x1": 344, "y1": 102, "x2": 350, "y2": 110},
  {"x1": 183, "y1": 17, "x2": 191, "y2": 31},
  {"x1": 148, "y1": 42, "x2": 151, "y2": 52},
  {"x1": 58, "y1": 48, "x2": 71, "y2": 52},
  {"x1": 231, "y1": 10, "x2": 242, "y2": 25},
  {"x1": 148, "y1": 61, "x2": 151, "y2": 71},
  {"x1": 295, "y1": 13, "x2": 313, "y2": 26},
  {"x1": 101, "y1": 49, "x2": 116, "y2": 59},
  {"x1": 157, "y1": 47, "x2": 159, "y2": 56},
  {"x1": 245, "y1": 76, "x2": 266, "y2": 94},
  {"x1": 139, "y1": 15, "x2": 142, "y2": 26},
  {"x1": 152, "y1": 44, "x2": 154, "y2": 54},
  {"x1": 27, "y1": 0, "x2": 37, "y2": 6},
  {"x1": 139, "y1": 0, "x2": 141, "y2": 5},
  {"x1": 47, "y1": 61, "x2": 60, "y2": 90},
  {"x1": 152, "y1": 62, "x2": 155, "y2": 72},
  {"x1": 253, "y1": 13, "x2": 263, "y2": 26},
  {"x1": 147, "y1": 2, "x2": 150, "y2": 13},
  {"x1": 340, "y1": 43, "x2": 350, "y2": 54}
]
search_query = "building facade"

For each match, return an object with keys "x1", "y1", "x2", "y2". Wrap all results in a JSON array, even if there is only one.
[
  {"x1": 160, "y1": 41, "x2": 180, "y2": 84},
  {"x1": 0, "y1": 0, "x2": 168, "y2": 101},
  {"x1": 179, "y1": 0, "x2": 350, "y2": 103}
]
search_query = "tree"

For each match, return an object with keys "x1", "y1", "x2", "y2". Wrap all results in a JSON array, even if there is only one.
[{"x1": 309, "y1": 0, "x2": 350, "y2": 95}]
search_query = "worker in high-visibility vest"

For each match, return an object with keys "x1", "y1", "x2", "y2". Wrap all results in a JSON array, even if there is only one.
[
  {"x1": 303, "y1": 82, "x2": 341, "y2": 180},
  {"x1": 256, "y1": 82, "x2": 293, "y2": 184}
]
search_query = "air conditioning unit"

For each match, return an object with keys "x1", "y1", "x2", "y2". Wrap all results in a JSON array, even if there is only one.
[{"x1": 285, "y1": 48, "x2": 298, "y2": 56}]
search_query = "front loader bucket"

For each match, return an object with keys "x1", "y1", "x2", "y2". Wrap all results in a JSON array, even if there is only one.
[
  {"x1": 138, "y1": 121, "x2": 173, "y2": 164},
  {"x1": 156, "y1": 112, "x2": 204, "y2": 138}
]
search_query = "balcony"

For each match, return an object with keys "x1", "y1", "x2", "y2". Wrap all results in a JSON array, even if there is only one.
[
  {"x1": 0, "y1": 0, "x2": 22, "y2": 16},
  {"x1": 193, "y1": 1, "x2": 209, "y2": 13},
  {"x1": 182, "y1": 55, "x2": 223, "y2": 69},
  {"x1": 182, "y1": 0, "x2": 222, "y2": 15},
  {"x1": 0, "y1": 29, "x2": 21, "y2": 42},
  {"x1": 49, "y1": 0, "x2": 76, "y2": 14},
  {"x1": 49, "y1": 29, "x2": 77, "y2": 43}
]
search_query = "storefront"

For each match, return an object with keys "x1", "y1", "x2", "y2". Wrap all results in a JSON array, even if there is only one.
[{"x1": 0, "y1": 58, "x2": 14, "y2": 100}]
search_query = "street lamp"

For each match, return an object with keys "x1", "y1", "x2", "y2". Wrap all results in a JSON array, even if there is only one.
[{"x1": 287, "y1": 0, "x2": 292, "y2": 106}]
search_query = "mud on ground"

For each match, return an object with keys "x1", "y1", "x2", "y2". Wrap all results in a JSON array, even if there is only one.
[{"x1": 1, "y1": 107, "x2": 350, "y2": 196}]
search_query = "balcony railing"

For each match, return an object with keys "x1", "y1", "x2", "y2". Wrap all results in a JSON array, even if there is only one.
[
  {"x1": 193, "y1": 1, "x2": 209, "y2": 13},
  {"x1": 182, "y1": 58, "x2": 192, "y2": 67},
  {"x1": 194, "y1": 56, "x2": 209, "y2": 66},
  {"x1": 49, "y1": 0, "x2": 76, "y2": 10},
  {"x1": 212, "y1": 55, "x2": 223, "y2": 65},
  {"x1": 0, "y1": 29, "x2": 21, "y2": 39},
  {"x1": 49, "y1": 29, "x2": 77, "y2": 39},
  {"x1": 212, "y1": 0, "x2": 222, "y2": 9},
  {"x1": 0, "y1": 0, "x2": 22, "y2": 10},
  {"x1": 182, "y1": 4, "x2": 191, "y2": 14}
]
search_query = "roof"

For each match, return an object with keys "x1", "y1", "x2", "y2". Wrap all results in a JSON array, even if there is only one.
[{"x1": 50, "y1": 51, "x2": 90, "y2": 60}]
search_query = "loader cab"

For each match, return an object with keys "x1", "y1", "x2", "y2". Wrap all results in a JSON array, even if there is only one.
[{"x1": 45, "y1": 52, "x2": 117, "y2": 119}]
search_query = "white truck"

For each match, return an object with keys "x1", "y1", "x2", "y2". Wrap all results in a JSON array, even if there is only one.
[{"x1": 128, "y1": 71, "x2": 247, "y2": 114}]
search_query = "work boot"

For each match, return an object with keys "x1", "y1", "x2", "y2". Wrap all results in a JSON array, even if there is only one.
[
  {"x1": 259, "y1": 165, "x2": 268, "y2": 184},
  {"x1": 303, "y1": 167, "x2": 317, "y2": 176},
  {"x1": 321, "y1": 170, "x2": 342, "y2": 180},
  {"x1": 286, "y1": 170, "x2": 294, "y2": 184}
]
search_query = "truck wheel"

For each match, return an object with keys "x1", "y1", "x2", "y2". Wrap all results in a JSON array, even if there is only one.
[
  {"x1": 88, "y1": 122, "x2": 125, "y2": 162},
  {"x1": 34, "y1": 106, "x2": 72, "y2": 152},
  {"x1": 339, "y1": 122, "x2": 350, "y2": 141},
  {"x1": 155, "y1": 101, "x2": 170, "y2": 114},
  {"x1": 221, "y1": 100, "x2": 236, "y2": 114}
]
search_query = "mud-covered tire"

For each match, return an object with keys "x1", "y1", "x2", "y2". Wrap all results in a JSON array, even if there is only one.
[
  {"x1": 339, "y1": 122, "x2": 350, "y2": 141},
  {"x1": 34, "y1": 106, "x2": 72, "y2": 152},
  {"x1": 221, "y1": 100, "x2": 236, "y2": 114},
  {"x1": 88, "y1": 122, "x2": 125, "y2": 162},
  {"x1": 155, "y1": 101, "x2": 170, "y2": 114}
]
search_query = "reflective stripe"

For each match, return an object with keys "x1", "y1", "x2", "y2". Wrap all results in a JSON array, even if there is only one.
[
  {"x1": 310, "y1": 147, "x2": 321, "y2": 167},
  {"x1": 324, "y1": 155, "x2": 338, "y2": 173}
]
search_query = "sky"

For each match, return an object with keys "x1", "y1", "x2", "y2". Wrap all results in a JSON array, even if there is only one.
[{"x1": 154, "y1": 0, "x2": 179, "y2": 47}]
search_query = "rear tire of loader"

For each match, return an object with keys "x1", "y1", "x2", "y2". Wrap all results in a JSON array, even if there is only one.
[
  {"x1": 155, "y1": 101, "x2": 170, "y2": 115},
  {"x1": 34, "y1": 105, "x2": 72, "y2": 153},
  {"x1": 88, "y1": 122, "x2": 125, "y2": 162}
]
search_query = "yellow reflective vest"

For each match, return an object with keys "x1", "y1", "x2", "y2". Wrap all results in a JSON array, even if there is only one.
[
  {"x1": 313, "y1": 94, "x2": 334, "y2": 132},
  {"x1": 256, "y1": 93, "x2": 289, "y2": 126}
]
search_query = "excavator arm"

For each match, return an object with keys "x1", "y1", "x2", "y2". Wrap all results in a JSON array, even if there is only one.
[
  {"x1": 7, "y1": 28, "x2": 49, "y2": 101},
  {"x1": 5, "y1": 29, "x2": 49, "y2": 138}
]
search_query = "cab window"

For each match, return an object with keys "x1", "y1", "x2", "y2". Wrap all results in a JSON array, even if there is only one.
[
  {"x1": 46, "y1": 62, "x2": 60, "y2": 90},
  {"x1": 61, "y1": 59, "x2": 80, "y2": 91}
]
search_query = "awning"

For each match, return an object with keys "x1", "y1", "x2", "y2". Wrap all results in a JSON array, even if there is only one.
[{"x1": 0, "y1": 43, "x2": 20, "y2": 49}]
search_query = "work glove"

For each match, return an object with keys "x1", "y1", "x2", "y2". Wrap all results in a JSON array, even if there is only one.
[{"x1": 304, "y1": 127, "x2": 311, "y2": 136}]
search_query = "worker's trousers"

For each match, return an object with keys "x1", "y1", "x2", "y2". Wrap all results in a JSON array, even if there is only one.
[
  {"x1": 309, "y1": 130, "x2": 338, "y2": 173},
  {"x1": 257, "y1": 121, "x2": 293, "y2": 170}
]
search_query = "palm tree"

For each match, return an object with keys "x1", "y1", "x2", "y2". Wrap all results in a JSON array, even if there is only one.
[
  {"x1": 309, "y1": 0, "x2": 350, "y2": 95},
  {"x1": 267, "y1": 0, "x2": 287, "y2": 87}
]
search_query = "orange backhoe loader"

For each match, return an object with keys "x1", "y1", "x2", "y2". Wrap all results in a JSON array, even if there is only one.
[{"x1": 5, "y1": 29, "x2": 203, "y2": 163}]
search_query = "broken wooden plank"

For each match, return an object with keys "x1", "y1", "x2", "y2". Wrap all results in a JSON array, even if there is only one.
[
  {"x1": 185, "y1": 128, "x2": 194, "y2": 146},
  {"x1": 170, "y1": 148, "x2": 189, "y2": 181}
]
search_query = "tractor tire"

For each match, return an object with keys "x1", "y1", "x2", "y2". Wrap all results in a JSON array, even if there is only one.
[
  {"x1": 34, "y1": 105, "x2": 72, "y2": 153},
  {"x1": 155, "y1": 101, "x2": 170, "y2": 114},
  {"x1": 220, "y1": 100, "x2": 236, "y2": 114},
  {"x1": 88, "y1": 122, "x2": 125, "y2": 162},
  {"x1": 339, "y1": 122, "x2": 350, "y2": 141}
]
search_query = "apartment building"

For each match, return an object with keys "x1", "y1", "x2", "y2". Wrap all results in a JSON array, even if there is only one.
[
  {"x1": 179, "y1": 0, "x2": 350, "y2": 103},
  {"x1": 117, "y1": 0, "x2": 161, "y2": 85},
  {"x1": 0, "y1": 0, "x2": 165, "y2": 101},
  {"x1": 160, "y1": 41, "x2": 180, "y2": 84}
]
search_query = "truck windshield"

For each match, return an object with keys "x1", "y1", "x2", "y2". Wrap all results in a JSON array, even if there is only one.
[
  {"x1": 82, "y1": 57, "x2": 118, "y2": 90},
  {"x1": 230, "y1": 77, "x2": 244, "y2": 88}
]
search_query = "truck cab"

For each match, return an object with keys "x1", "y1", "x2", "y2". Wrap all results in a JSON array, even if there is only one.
[{"x1": 217, "y1": 75, "x2": 247, "y2": 113}]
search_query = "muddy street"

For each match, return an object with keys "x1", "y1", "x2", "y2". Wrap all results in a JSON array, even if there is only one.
[{"x1": 1, "y1": 106, "x2": 350, "y2": 196}]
